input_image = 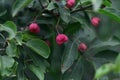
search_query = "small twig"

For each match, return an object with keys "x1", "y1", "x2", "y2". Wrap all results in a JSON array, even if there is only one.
[
  {"x1": 33, "y1": 9, "x2": 45, "y2": 22},
  {"x1": 71, "y1": 5, "x2": 92, "y2": 14},
  {"x1": 0, "y1": 33, "x2": 6, "y2": 41},
  {"x1": 38, "y1": 0, "x2": 44, "y2": 9},
  {"x1": 0, "y1": 33, "x2": 8, "y2": 47},
  {"x1": 33, "y1": 15, "x2": 39, "y2": 22},
  {"x1": 56, "y1": 18, "x2": 60, "y2": 34},
  {"x1": 25, "y1": 59, "x2": 33, "y2": 63}
]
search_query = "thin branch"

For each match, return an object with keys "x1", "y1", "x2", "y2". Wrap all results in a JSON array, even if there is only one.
[
  {"x1": 38, "y1": 0, "x2": 44, "y2": 9},
  {"x1": 0, "y1": 33, "x2": 6, "y2": 41},
  {"x1": 71, "y1": 5, "x2": 92, "y2": 14},
  {"x1": 56, "y1": 17, "x2": 60, "y2": 34}
]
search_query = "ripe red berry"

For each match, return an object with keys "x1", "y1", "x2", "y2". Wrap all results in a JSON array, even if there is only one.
[
  {"x1": 29, "y1": 23, "x2": 40, "y2": 33},
  {"x1": 56, "y1": 34, "x2": 68, "y2": 45},
  {"x1": 78, "y1": 43, "x2": 87, "y2": 51},
  {"x1": 91, "y1": 17, "x2": 100, "y2": 27},
  {"x1": 66, "y1": 0, "x2": 75, "y2": 8}
]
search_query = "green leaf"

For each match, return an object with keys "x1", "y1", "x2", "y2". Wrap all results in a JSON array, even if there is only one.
[
  {"x1": 74, "y1": 24, "x2": 96, "y2": 42},
  {"x1": 62, "y1": 41, "x2": 79, "y2": 73},
  {"x1": 49, "y1": 43, "x2": 63, "y2": 80},
  {"x1": 46, "y1": 1, "x2": 56, "y2": 10},
  {"x1": 86, "y1": 40, "x2": 120, "y2": 56},
  {"x1": 0, "y1": 21, "x2": 17, "y2": 40},
  {"x1": 92, "y1": 0, "x2": 103, "y2": 11},
  {"x1": 6, "y1": 40, "x2": 17, "y2": 57},
  {"x1": 62, "y1": 57, "x2": 95, "y2": 80},
  {"x1": 110, "y1": 0, "x2": 120, "y2": 9},
  {"x1": 115, "y1": 54, "x2": 120, "y2": 72},
  {"x1": 0, "y1": 3, "x2": 7, "y2": 17},
  {"x1": 71, "y1": 13, "x2": 85, "y2": 24},
  {"x1": 95, "y1": 13, "x2": 119, "y2": 40},
  {"x1": 29, "y1": 65, "x2": 45, "y2": 80},
  {"x1": 95, "y1": 50, "x2": 118, "y2": 62},
  {"x1": 17, "y1": 60, "x2": 26, "y2": 80},
  {"x1": 25, "y1": 39, "x2": 50, "y2": 58},
  {"x1": 0, "y1": 56, "x2": 15, "y2": 76},
  {"x1": 62, "y1": 57, "x2": 83, "y2": 80},
  {"x1": 12, "y1": 0, "x2": 32, "y2": 17},
  {"x1": 95, "y1": 63, "x2": 116, "y2": 79},
  {"x1": 80, "y1": 0, "x2": 91, "y2": 3},
  {"x1": 99, "y1": 9, "x2": 120, "y2": 23},
  {"x1": 15, "y1": 32, "x2": 23, "y2": 45},
  {"x1": 92, "y1": 8, "x2": 120, "y2": 40},
  {"x1": 64, "y1": 22, "x2": 82, "y2": 35},
  {"x1": 24, "y1": 47, "x2": 50, "y2": 68},
  {"x1": 23, "y1": 32, "x2": 40, "y2": 41},
  {"x1": 59, "y1": 7, "x2": 70, "y2": 23},
  {"x1": 81, "y1": 59, "x2": 95, "y2": 80},
  {"x1": 0, "y1": 10, "x2": 7, "y2": 16},
  {"x1": 62, "y1": 24, "x2": 96, "y2": 73},
  {"x1": 36, "y1": 17, "x2": 56, "y2": 25},
  {"x1": 103, "y1": 0, "x2": 111, "y2": 7}
]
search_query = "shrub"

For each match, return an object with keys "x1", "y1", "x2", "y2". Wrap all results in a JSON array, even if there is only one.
[{"x1": 0, "y1": 0, "x2": 120, "y2": 80}]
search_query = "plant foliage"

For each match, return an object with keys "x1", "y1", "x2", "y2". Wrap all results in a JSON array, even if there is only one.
[{"x1": 0, "y1": 0, "x2": 120, "y2": 80}]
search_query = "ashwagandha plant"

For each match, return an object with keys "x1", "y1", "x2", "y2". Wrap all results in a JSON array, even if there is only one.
[{"x1": 0, "y1": 0, "x2": 120, "y2": 80}]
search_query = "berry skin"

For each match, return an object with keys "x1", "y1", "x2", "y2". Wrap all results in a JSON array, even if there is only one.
[
  {"x1": 56, "y1": 34, "x2": 68, "y2": 45},
  {"x1": 91, "y1": 17, "x2": 100, "y2": 27},
  {"x1": 66, "y1": 0, "x2": 75, "y2": 8},
  {"x1": 78, "y1": 43, "x2": 87, "y2": 51},
  {"x1": 29, "y1": 23, "x2": 40, "y2": 33}
]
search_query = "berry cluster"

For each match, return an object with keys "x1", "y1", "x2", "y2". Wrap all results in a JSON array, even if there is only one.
[
  {"x1": 28, "y1": 0, "x2": 100, "y2": 52},
  {"x1": 28, "y1": 16, "x2": 100, "y2": 52}
]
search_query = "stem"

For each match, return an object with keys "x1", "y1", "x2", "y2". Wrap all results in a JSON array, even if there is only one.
[
  {"x1": 33, "y1": 15, "x2": 39, "y2": 22},
  {"x1": 38, "y1": 0, "x2": 44, "y2": 9},
  {"x1": 25, "y1": 59, "x2": 32, "y2": 63},
  {"x1": 56, "y1": 18, "x2": 60, "y2": 34},
  {"x1": 33, "y1": 9, "x2": 44, "y2": 22},
  {"x1": 71, "y1": 5, "x2": 92, "y2": 14},
  {"x1": 0, "y1": 33, "x2": 6, "y2": 41},
  {"x1": 0, "y1": 33, "x2": 7, "y2": 47}
]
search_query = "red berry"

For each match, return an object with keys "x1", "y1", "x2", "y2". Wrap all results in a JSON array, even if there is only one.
[
  {"x1": 66, "y1": 0, "x2": 75, "y2": 8},
  {"x1": 29, "y1": 23, "x2": 40, "y2": 33},
  {"x1": 56, "y1": 34, "x2": 68, "y2": 45},
  {"x1": 78, "y1": 43, "x2": 87, "y2": 51},
  {"x1": 91, "y1": 17, "x2": 100, "y2": 27}
]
